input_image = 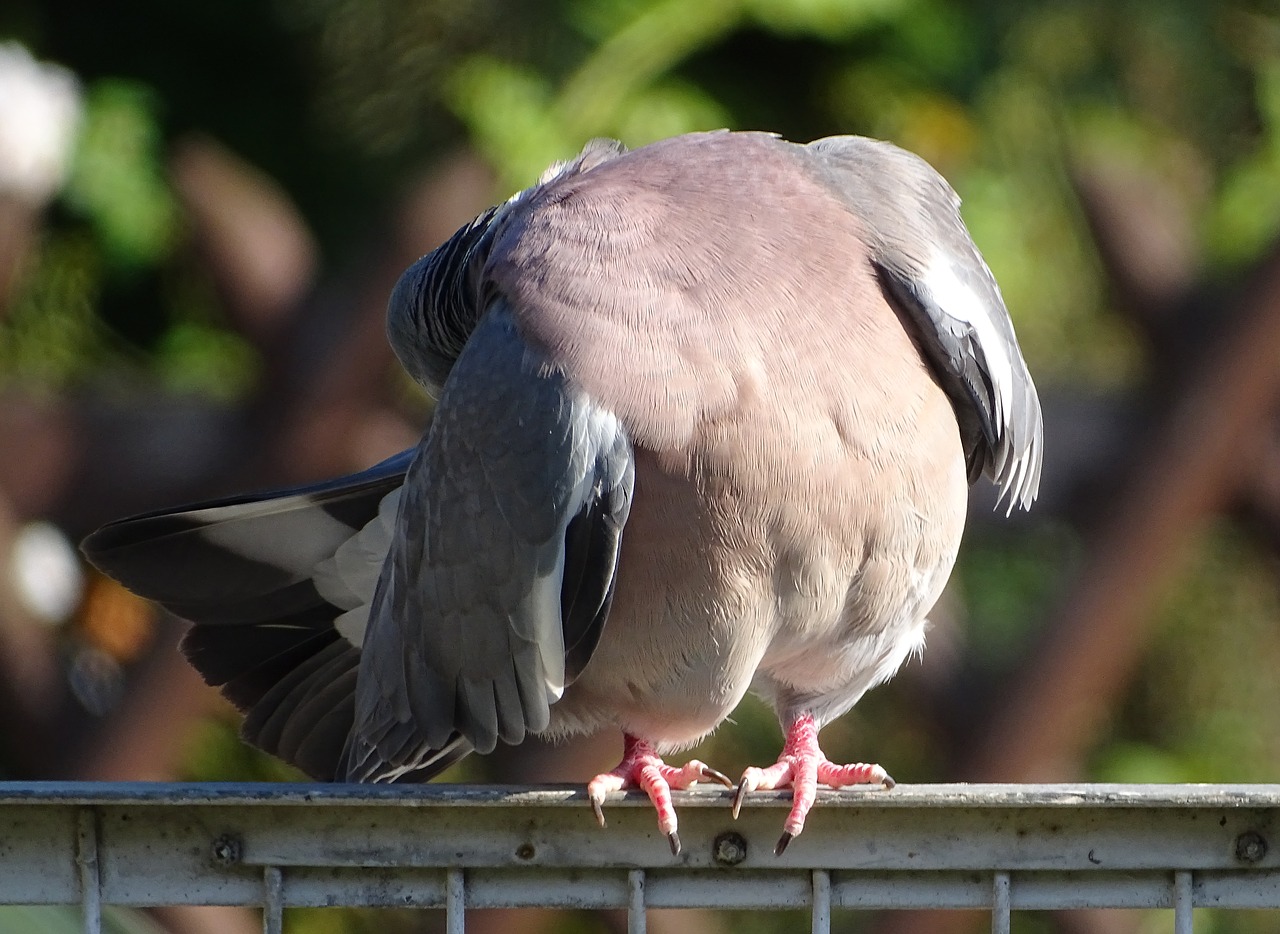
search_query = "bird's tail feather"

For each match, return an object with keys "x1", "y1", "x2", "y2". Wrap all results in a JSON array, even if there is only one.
[{"x1": 81, "y1": 450, "x2": 426, "y2": 782}]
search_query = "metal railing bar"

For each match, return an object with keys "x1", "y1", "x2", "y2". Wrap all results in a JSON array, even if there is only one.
[
  {"x1": 9, "y1": 782, "x2": 1280, "y2": 808},
  {"x1": 1195, "y1": 869, "x2": 1280, "y2": 908},
  {"x1": 5, "y1": 859, "x2": 1274, "y2": 910},
  {"x1": 1174, "y1": 870, "x2": 1193, "y2": 934},
  {"x1": 1, "y1": 783, "x2": 1277, "y2": 919},
  {"x1": 71, "y1": 802, "x2": 1275, "y2": 874},
  {"x1": 446, "y1": 868, "x2": 465, "y2": 934},
  {"x1": 76, "y1": 808, "x2": 101, "y2": 934},
  {"x1": 812, "y1": 869, "x2": 831, "y2": 934},
  {"x1": 628, "y1": 869, "x2": 646, "y2": 934},
  {"x1": 262, "y1": 866, "x2": 283, "y2": 934},
  {"x1": 7, "y1": 865, "x2": 1278, "y2": 913},
  {"x1": 39, "y1": 866, "x2": 1259, "y2": 912},
  {"x1": 992, "y1": 871, "x2": 1011, "y2": 934}
]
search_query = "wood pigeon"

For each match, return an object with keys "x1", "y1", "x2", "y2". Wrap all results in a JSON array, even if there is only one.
[{"x1": 84, "y1": 130, "x2": 1042, "y2": 855}]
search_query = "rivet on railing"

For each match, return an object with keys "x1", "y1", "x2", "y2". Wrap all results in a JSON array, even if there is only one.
[
  {"x1": 211, "y1": 833, "x2": 243, "y2": 867},
  {"x1": 713, "y1": 831, "x2": 748, "y2": 866},
  {"x1": 1235, "y1": 831, "x2": 1268, "y2": 864}
]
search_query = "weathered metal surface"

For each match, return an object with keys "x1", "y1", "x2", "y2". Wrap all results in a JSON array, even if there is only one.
[{"x1": 0, "y1": 782, "x2": 1276, "y2": 914}]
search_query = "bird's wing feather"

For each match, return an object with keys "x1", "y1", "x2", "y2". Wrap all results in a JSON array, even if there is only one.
[
  {"x1": 81, "y1": 450, "x2": 414, "y2": 779},
  {"x1": 344, "y1": 305, "x2": 634, "y2": 782},
  {"x1": 386, "y1": 138, "x2": 631, "y2": 396},
  {"x1": 81, "y1": 449, "x2": 413, "y2": 623},
  {"x1": 82, "y1": 137, "x2": 640, "y2": 785},
  {"x1": 802, "y1": 135, "x2": 1043, "y2": 510}
]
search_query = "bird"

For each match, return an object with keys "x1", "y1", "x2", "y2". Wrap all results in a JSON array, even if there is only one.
[{"x1": 83, "y1": 130, "x2": 1042, "y2": 857}]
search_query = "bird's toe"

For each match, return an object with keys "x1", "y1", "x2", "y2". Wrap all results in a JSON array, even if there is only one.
[
  {"x1": 735, "y1": 714, "x2": 896, "y2": 852},
  {"x1": 588, "y1": 736, "x2": 732, "y2": 852}
]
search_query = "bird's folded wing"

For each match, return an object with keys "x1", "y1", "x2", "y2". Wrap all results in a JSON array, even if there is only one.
[
  {"x1": 344, "y1": 305, "x2": 634, "y2": 782},
  {"x1": 802, "y1": 135, "x2": 1043, "y2": 510}
]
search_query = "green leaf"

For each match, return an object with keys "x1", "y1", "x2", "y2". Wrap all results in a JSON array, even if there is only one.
[
  {"x1": 62, "y1": 80, "x2": 179, "y2": 271},
  {"x1": 154, "y1": 321, "x2": 260, "y2": 401}
]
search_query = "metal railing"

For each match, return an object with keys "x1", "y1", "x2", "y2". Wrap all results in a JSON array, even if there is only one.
[{"x1": 2, "y1": 782, "x2": 1278, "y2": 933}]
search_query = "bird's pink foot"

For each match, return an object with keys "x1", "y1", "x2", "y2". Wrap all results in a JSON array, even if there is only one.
[
  {"x1": 732, "y1": 713, "x2": 894, "y2": 854},
  {"x1": 588, "y1": 734, "x2": 732, "y2": 855}
]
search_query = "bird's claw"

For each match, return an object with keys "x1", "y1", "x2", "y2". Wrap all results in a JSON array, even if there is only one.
[
  {"x1": 694, "y1": 761, "x2": 734, "y2": 788},
  {"x1": 587, "y1": 740, "x2": 731, "y2": 855},
  {"x1": 590, "y1": 789, "x2": 608, "y2": 828},
  {"x1": 733, "y1": 715, "x2": 896, "y2": 853},
  {"x1": 731, "y1": 771, "x2": 760, "y2": 819}
]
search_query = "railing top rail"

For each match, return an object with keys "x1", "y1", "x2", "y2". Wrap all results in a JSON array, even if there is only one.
[
  {"x1": 3, "y1": 780, "x2": 1279, "y2": 928},
  {"x1": 1, "y1": 781, "x2": 1278, "y2": 809}
]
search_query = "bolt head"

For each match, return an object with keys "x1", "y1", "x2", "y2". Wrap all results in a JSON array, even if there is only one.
[
  {"x1": 211, "y1": 833, "x2": 243, "y2": 866},
  {"x1": 1235, "y1": 830, "x2": 1268, "y2": 864},
  {"x1": 712, "y1": 831, "x2": 748, "y2": 866}
]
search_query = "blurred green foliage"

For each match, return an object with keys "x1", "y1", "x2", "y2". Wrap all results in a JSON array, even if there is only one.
[
  {"x1": 1103, "y1": 525, "x2": 1280, "y2": 783},
  {"x1": 0, "y1": 905, "x2": 163, "y2": 934},
  {"x1": 65, "y1": 80, "x2": 178, "y2": 271},
  {"x1": 6, "y1": 0, "x2": 1278, "y2": 391},
  {"x1": 5, "y1": 0, "x2": 1280, "y2": 931},
  {"x1": 0, "y1": 230, "x2": 108, "y2": 385},
  {"x1": 0, "y1": 71, "x2": 256, "y2": 393}
]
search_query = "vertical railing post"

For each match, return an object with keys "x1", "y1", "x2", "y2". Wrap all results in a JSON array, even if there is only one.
[
  {"x1": 1174, "y1": 870, "x2": 1194, "y2": 934},
  {"x1": 76, "y1": 809, "x2": 101, "y2": 934},
  {"x1": 446, "y1": 868, "x2": 466, "y2": 934},
  {"x1": 811, "y1": 869, "x2": 832, "y2": 934},
  {"x1": 263, "y1": 866, "x2": 283, "y2": 934},
  {"x1": 992, "y1": 871, "x2": 1011, "y2": 934},
  {"x1": 628, "y1": 869, "x2": 647, "y2": 934}
]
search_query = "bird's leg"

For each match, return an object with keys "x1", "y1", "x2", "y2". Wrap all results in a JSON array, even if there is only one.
[
  {"x1": 732, "y1": 712, "x2": 894, "y2": 854},
  {"x1": 587, "y1": 733, "x2": 733, "y2": 855}
]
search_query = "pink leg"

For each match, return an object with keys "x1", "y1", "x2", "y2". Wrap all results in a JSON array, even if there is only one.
[
  {"x1": 587, "y1": 734, "x2": 732, "y2": 855},
  {"x1": 732, "y1": 713, "x2": 894, "y2": 854}
]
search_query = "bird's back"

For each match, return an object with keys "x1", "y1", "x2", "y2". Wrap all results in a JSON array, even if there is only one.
[{"x1": 485, "y1": 131, "x2": 969, "y2": 749}]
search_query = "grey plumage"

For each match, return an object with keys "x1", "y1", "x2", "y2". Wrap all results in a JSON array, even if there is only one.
[
  {"x1": 85, "y1": 130, "x2": 1041, "y2": 841},
  {"x1": 344, "y1": 306, "x2": 633, "y2": 781},
  {"x1": 803, "y1": 136, "x2": 1041, "y2": 508},
  {"x1": 83, "y1": 450, "x2": 413, "y2": 780}
]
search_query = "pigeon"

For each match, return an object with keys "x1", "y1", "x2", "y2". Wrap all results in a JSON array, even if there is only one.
[{"x1": 83, "y1": 130, "x2": 1042, "y2": 856}]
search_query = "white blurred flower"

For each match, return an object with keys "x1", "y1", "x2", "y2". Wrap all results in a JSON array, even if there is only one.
[
  {"x1": 10, "y1": 520, "x2": 85, "y2": 624},
  {"x1": 0, "y1": 42, "x2": 82, "y2": 206}
]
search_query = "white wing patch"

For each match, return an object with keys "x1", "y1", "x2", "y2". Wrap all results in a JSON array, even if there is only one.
[
  {"x1": 919, "y1": 254, "x2": 1015, "y2": 430},
  {"x1": 313, "y1": 487, "x2": 402, "y2": 646},
  {"x1": 192, "y1": 501, "x2": 353, "y2": 568},
  {"x1": 535, "y1": 397, "x2": 628, "y2": 706}
]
